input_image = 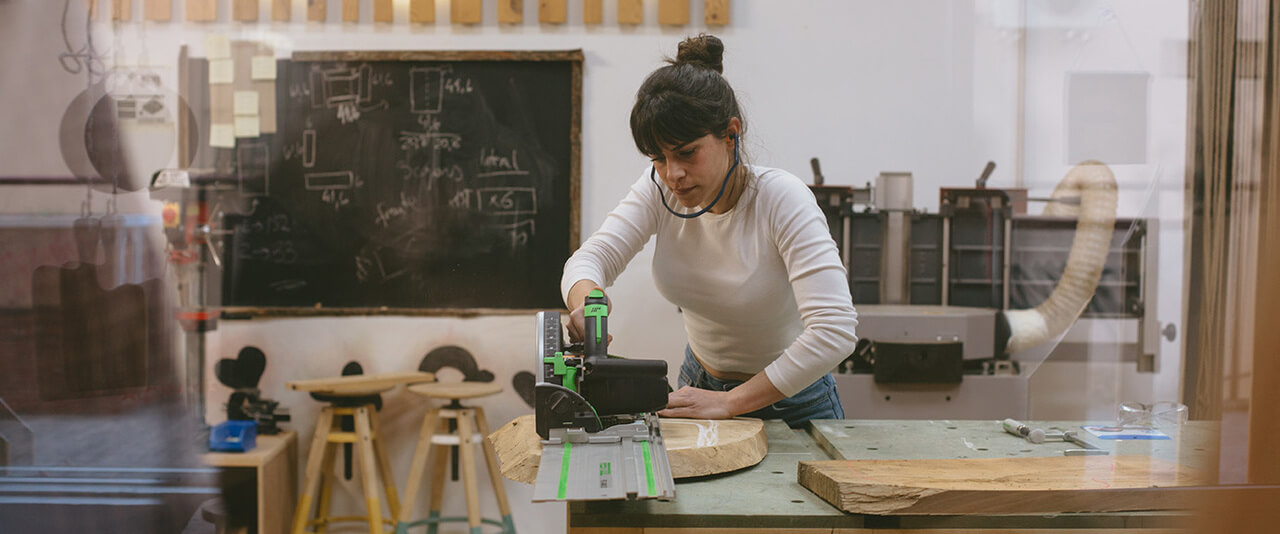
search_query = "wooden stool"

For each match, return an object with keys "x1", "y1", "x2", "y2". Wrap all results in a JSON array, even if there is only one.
[{"x1": 397, "y1": 382, "x2": 514, "y2": 534}]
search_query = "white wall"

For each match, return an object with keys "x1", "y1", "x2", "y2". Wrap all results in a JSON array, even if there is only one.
[{"x1": 1, "y1": 1, "x2": 1190, "y2": 532}]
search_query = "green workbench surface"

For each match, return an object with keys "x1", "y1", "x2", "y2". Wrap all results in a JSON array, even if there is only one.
[{"x1": 568, "y1": 419, "x2": 1216, "y2": 531}]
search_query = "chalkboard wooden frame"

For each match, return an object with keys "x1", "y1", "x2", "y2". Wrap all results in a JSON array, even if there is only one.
[{"x1": 195, "y1": 49, "x2": 582, "y2": 317}]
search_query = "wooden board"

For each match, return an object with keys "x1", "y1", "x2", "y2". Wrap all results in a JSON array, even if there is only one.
[
  {"x1": 498, "y1": 0, "x2": 523, "y2": 24},
  {"x1": 617, "y1": 0, "x2": 642, "y2": 24},
  {"x1": 144, "y1": 0, "x2": 172, "y2": 21},
  {"x1": 306, "y1": 0, "x2": 325, "y2": 21},
  {"x1": 88, "y1": 0, "x2": 99, "y2": 21},
  {"x1": 272, "y1": 0, "x2": 290, "y2": 21},
  {"x1": 187, "y1": 0, "x2": 217, "y2": 21},
  {"x1": 489, "y1": 414, "x2": 767, "y2": 484},
  {"x1": 657, "y1": 0, "x2": 688, "y2": 25},
  {"x1": 705, "y1": 0, "x2": 729, "y2": 25},
  {"x1": 798, "y1": 455, "x2": 1212, "y2": 515},
  {"x1": 342, "y1": 0, "x2": 358, "y2": 21},
  {"x1": 286, "y1": 371, "x2": 435, "y2": 395},
  {"x1": 410, "y1": 0, "x2": 434, "y2": 23},
  {"x1": 539, "y1": 0, "x2": 566, "y2": 23},
  {"x1": 113, "y1": 0, "x2": 131, "y2": 20},
  {"x1": 373, "y1": 0, "x2": 393, "y2": 22},
  {"x1": 234, "y1": 0, "x2": 259, "y2": 21},
  {"x1": 583, "y1": 0, "x2": 602, "y2": 24},
  {"x1": 452, "y1": 0, "x2": 482, "y2": 24}
]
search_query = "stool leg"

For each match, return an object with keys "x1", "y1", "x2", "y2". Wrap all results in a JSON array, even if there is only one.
[
  {"x1": 473, "y1": 407, "x2": 515, "y2": 533},
  {"x1": 371, "y1": 410, "x2": 402, "y2": 521},
  {"x1": 456, "y1": 410, "x2": 483, "y2": 534},
  {"x1": 293, "y1": 406, "x2": 335, "y2": 534},
  {"x1": 316, "y1": 444, "x2": 337, "y2": 534},
  {"x1": 426, "y1": 423, "x2": 449, "y2": 534},
  {"x1": 354, "y1": 407, "x2": 385, "y2": 534},
  {"x1": 398, "y1": 408, "x2": 440, "y2": 527}
]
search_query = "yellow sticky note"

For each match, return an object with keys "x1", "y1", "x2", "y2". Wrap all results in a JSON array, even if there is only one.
[
  {"x1": 210, "y1": 124, "x2": 235, "y2": 148},
  {"x1": 205, "y1": 34, "x2": 231, "y2": 60},
  {"x1": 251, "y1": 56, "x2": 277, "y2": 81},
  {"x1": 234, "y1": 91, "x2": 259, "y2": 115},
  {"x1": 209, "y1": 59, "x2": 234, "y2": 84},
  {"x1": 234, "y1": 116, "x2": 260, "y2": 138}
]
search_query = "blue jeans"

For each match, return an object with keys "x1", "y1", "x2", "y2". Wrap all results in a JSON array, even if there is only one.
[{"x1": 677, "y1": 346, "x2": 844, "y2": 428}]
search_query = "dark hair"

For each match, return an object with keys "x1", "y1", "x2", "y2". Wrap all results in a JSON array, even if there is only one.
[{"x1": 630, "y1": 34, "x2": 746, "y2": 157}]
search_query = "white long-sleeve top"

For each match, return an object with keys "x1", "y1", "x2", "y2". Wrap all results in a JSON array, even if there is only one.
[{"x1": 561, "y1": 164, "x2": 858, "y2": 397}]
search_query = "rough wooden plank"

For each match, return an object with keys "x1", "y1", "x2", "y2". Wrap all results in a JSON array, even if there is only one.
[
  {"x1": 144, "y1": 0, "x2": 172, "y2": 21},
  {"x1": 187, "y1": 0, "x2": 217, "y2": 21},
  {"x1": 293, "y1": 49, "x2": 583, "y2": 62},
  {"x1": 452, "y1": 0, "x2": 482, "y2": 24},
  {"x1": 657, "y1": 0, "x2": 688, "y2": 25},
  {"x1": 233, "y1": 0, "x2": 259, "y2": 21},
  {"x1": 113, "y1": 0, "x2": 131, "y2": 21},
  {"x1": 798, "y1": 455, "x2": 1212, "y2": 515},
  {"x1": 616, "y1": 0, "x2": 642, "y2": 24},
  {"x1": 88, "y1": 0, "x2": 99, "y2": 20},
  {"x1": 498, "y1": 0, "x2": 522, "y2": 24},
  {"x1": 272, "y1": 0, "x2": 290, "y2": 21},
  {"x1": 583, "y1": 0, "x2": 602, "y2": 24},
  {"x1": 409, "y1": 0, "x2": 434, "y2": 23},
  {"x1": 705, "y1": 0, "x2": 728, "y2": 26},
  {"x1": 373, "y1": 0, "x2": 393, "y2": 22},
  {"x1": 490, "y1": 414, "x2": 767, "y2": 484},
  {"x1": 306, "y1": 0, "x2": 325, "y2": 21},
  {"x1": 342, "y1": 0, "x2": 358, "y2": 22},
  {"x1": 539, "y1": 0, "x2": 565, "y2": 23}
]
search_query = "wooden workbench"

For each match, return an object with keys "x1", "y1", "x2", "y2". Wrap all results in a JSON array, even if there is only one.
[{"x1": 568, "y1": 419, "x2": 1217, "y2": 533}]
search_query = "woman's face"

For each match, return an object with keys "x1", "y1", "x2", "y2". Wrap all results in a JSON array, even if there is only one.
[{"x1": 650, "y1": 131, "x2": 736, "y2": 210}]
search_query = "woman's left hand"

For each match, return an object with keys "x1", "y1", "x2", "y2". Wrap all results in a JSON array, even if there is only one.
[{"x1": 657, "y1": 386, "x2": 736, "y2": 420}]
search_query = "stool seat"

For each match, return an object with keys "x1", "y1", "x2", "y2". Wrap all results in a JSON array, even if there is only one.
[
  {"x1": 408, "y1": 381, "x2": 502, "y2": 400},
  {"x1": 306, "y1": 385, "x2": 393, "y2": 399}
]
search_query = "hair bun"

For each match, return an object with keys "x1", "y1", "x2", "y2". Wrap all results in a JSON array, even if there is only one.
[{"x1": 674, "y1": 34, "x2": 725, "y2": 74}]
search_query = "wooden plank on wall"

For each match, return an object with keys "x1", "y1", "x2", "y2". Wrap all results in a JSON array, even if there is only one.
[
  {"x1": 705, "y1": 0, "x2": 728, "y2": 26},
  {"x1": 539, "y1": 0, "x2": 566, "y2": 23},
  {"x1": 307, "y1": 0, "x2": 325, "y2": 21},
  {"x1": 113, "y1": 0, "x2": 131, "y2": 20},
  {"x1": 498, "y1": 0, "x2": 523, "y2": 24},
  {"x1": 583, "y1": 0, "x2": 602, "y2": 24},
  {"x1": 144, "y1": 0, "x2": 172, "y2": 21},
  {"x1": 410, "y1": 0, "x2": 434, "y2": 23},
  {"x1": 373, "y1": 0, "x2": 393, "y2": 22},
  {"x1": 452, "y1": 0, "x2": 482, "y2": 24},
  {"x1": 272, "y1": 0, "x2": 290, "y2": 21},
  {"x1": 234, "y1": 0, "x2": 259, "y2": 21},
  {"x1": 88, "y1": 0, "x2": 99, "y2": 20},
  {"x1": 658, "y1": 0, "x2": 688, "y2": 25},
  {"x1": 617, "y1": 0, "x2": 642, "y2": 24},
  {"x1": 342, "y1": 0, "x2": 358, "y2": 21},
  {"x1": 187, "y1": 0, "x2": 217, "y2": 21}
]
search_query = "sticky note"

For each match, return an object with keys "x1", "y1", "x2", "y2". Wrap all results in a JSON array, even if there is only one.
[
  {"x1": 234, "y1": 116, "x2": 261, "y2": 138},
  {"x1": 209, "y1": 59, "x2": 234, "y2": 84},
  {"x1": 234, "y1": 91, "x2": 259, "y2": 115},
  {"x1": 251, "y1": 56, "x2": 277, "y2": 80},
  {"x1": 210, "y1": 124, "x2": 235, "y2": 148},
  {"x1": 205, "y1": 34, "x2": 231, "y2": 60}
]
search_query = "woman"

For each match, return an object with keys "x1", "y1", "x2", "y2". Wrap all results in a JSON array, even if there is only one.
[{"x1": 561, "y1": 34, "x2": 857, "y2": 427}]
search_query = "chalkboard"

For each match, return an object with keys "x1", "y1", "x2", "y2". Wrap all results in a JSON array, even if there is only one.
[{"x1": 218, "y1": 51, "x2": 581, "y2": 312}]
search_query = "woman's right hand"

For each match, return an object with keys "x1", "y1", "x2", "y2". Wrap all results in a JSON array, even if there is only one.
[{"x1": 566, "y1": 305, "x2": 587, "y2": 343}]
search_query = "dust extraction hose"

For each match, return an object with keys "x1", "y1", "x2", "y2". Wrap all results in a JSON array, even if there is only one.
[{"x1": 1001, "y1": 160, "x2": 1118, "y2": 354}]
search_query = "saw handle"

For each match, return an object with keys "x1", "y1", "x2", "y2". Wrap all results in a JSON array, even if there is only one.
[{"x1": 583, "y1": 289, "x2": 609, "y2": 358}]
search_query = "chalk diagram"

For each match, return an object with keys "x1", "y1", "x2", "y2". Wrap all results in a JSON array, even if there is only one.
[{"x1": 308, "y1": 63, "x2": 390, "y2": 123}]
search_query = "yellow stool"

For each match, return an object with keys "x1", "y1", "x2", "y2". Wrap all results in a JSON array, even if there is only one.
[
  {"x1": 397, "y1": 382, "x2": 514, "y2": 534},
  {"x1": 291, "y1": 386, "x2": 400, "y2": 534}
]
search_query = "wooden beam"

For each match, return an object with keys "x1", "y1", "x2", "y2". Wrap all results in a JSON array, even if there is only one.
[
  {"x1": 144, "y1": 0, "x2": 172, "y2": 21},
  {"x1": 342, "y1": 0, "x2": 358, "y2": 22},
  {"x1": 452, "y1": 0, "x2": 481, "y2": 24},
  {"x1": 272, "y1": 0, "x2": 290, "y2": 21},
  {"x1": 87, "y1": 0, "x2": 99, "y2": 21},
  {"x1": 233, "y1": 0, "x2": 259, "y2": 21},
  {"x1": 705, "y1": 0, "x2": 728, "y2": 26},
  {"x1": 539, "y1": 0, "x2": 565, "y2": 23},
  {"x1": 498, "y1": 0, "x2": 522, "y2": 24},
  {"x1": 186, "y1": 0, "x2": 217, "y2": 21},
  {"x1": 410, "y1": 0, "x2": 434, "y2": 23},
  {"x1": 617, "y1": 0, "x2": 642, "y2": 24},
  {"x1": 657, "y1": 0, "x2": 688, "y2": 25},
  {"x1": 583, "y1": 0, "x2": 602, "y2": 24},
  {"x1": 306, "y1": 0, "x2": 325, "y2": 21},
  {"x1": 113, "y1": 0, "x2": 131, "y2": 21},
  {"x1": 373, "y1": 0, "x2": 393, "y2": 22}
]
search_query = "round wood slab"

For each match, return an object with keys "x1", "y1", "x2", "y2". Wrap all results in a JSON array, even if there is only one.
[{"x1": 487, "y1": 414, "x2": 767, "y2": 484}]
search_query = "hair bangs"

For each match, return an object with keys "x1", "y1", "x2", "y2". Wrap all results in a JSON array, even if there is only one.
[{"x1": 631, "y1": 92, "x2": 714, "y2": 158}]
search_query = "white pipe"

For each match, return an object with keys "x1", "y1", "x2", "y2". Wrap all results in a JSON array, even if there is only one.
[{"x1": 1003, "y1": 160, "x2": 1118, "y2": 354}]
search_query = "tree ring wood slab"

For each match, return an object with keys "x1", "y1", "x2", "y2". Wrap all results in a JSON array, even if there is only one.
[{"x1": 487, "y1": 414, "x2": 767, "y2": 484}]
